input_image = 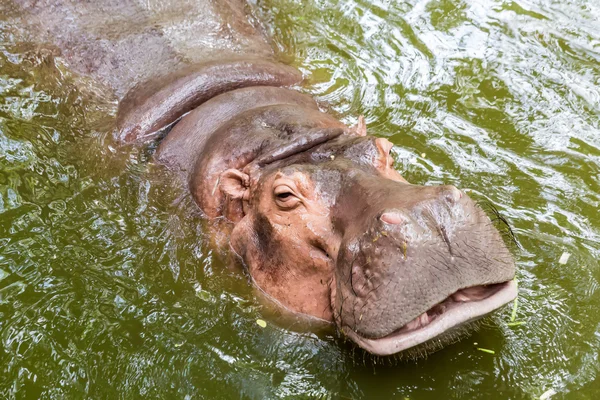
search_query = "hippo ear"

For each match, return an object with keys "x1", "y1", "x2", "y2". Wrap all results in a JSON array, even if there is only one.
[
  {"x1": 219, "y1": 169, "x2": 250, "y2": 200},
  {"x1": 351, "y1": 115, "x2": 367, "y2": 137}
]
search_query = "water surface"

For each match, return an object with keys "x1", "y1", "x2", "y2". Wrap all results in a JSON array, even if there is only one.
[{"x1": 1, "y1": 0, "x2": 600, "y2": 398}]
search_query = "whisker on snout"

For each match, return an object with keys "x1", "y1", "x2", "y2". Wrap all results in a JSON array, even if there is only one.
[{"x1": 476, "y1": 200, "x2": 521, "y2": 252}]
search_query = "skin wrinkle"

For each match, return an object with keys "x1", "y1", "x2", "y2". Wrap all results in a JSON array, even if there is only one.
[
  {"x1": 337, "y1": 284, "x2": 349, "y2": 333},
  {"x1": 356, "y1": 271, "x2": 376, "y2": 313},
  {"x1": 347, "y1": 255, "x2": 360, "y2": 328},
  {"x1": 320, "y1": 276, "x2": 335, "y2": 318},
  {"x1": 354, "y1": 252, "x2": 373, "y2": 327},
  {"x1": 439, "y1": 226, "x2": 453, "y2": 256},
  {"x1": 349, "y1": 265, "x2": 358, "y2": 297}
]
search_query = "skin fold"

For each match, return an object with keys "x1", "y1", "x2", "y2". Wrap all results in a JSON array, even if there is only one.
[{"x1": 6, "y1": 0, "x2": 517, "y2": 356}]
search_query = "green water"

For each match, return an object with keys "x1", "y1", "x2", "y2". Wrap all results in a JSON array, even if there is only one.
[{"x1": 1, "y1": 0, "x2": 599, "y2": 398}]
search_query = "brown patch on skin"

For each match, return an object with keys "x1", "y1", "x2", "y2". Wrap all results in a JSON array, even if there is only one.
[{"x1": 252, "y1": 212, "x2": 284, "y2": 272}]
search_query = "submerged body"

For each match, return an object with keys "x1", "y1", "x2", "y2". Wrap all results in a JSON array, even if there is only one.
[{"x1": 8, "y1": 0, "x2": 516, "y2": 356}]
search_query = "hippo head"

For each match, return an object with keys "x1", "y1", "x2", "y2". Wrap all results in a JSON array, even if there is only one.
[{"x1": 214, "y1": 128, "x2": 516, "y2": 356}]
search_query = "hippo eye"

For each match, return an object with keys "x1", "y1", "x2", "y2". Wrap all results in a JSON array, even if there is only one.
[
  {"x1": 277, "y1": 192, "x2": 292, "y2": 200},
  {"x1": 273, "y1": 185, "x2": 300, "y2": 209}
]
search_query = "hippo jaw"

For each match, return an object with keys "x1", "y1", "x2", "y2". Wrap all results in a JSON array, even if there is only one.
[{"x1": 336, "y1": 281, "x2": 517, "y2": 356}]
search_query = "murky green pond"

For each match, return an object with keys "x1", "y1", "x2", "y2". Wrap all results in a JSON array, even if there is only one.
[{"x1": 1, "y1": 0, "x2": 599, "y2": 398}]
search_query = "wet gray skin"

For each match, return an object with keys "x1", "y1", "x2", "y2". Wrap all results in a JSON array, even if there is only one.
[{"x1": 4, "y1": 0, "x2": 517, "y2": 357}]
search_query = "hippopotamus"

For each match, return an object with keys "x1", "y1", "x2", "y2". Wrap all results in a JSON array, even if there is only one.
[{"x1": 8, "y1": 0, "x2": 516, "y2": 356}]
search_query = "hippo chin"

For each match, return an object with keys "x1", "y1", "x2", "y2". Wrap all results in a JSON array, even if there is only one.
[{"x1": 12, "y1": 0, "x2": 517, "y2": 357}]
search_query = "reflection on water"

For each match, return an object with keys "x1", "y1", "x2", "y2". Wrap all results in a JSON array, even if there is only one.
[{"x1": 1, "y1": 0, "x2": 600, "y2": 398}]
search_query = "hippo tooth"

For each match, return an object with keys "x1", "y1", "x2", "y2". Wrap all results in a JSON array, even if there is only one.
[
  {"x1": 404, "y1": 317, "x2": 421, "y2": 331},
  {"x1": 452, "y1": 291, "x2": 471, "y2": 302},
  {"x1": 431, "y1": 303, "x2": 446, "y2": 316},
  {"x1": 418, "y1": 312, "x2": 430, "y2": 327},
  {"x1": 461, "y1": 285, "x2": 492, "y2": 301}
]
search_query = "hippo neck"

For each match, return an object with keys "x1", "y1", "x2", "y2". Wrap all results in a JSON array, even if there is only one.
[{"x1": 116, "y1": 59, "x2": 303, "y2": 142}]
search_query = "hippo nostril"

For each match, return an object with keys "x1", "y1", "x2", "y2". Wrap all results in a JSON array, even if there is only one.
[
  {"x1": 380, "y1": 211, "x2": 406, "y2": 225},
  {"x1": 441, "y1": 185, "x2": 462, "y2": 205}
]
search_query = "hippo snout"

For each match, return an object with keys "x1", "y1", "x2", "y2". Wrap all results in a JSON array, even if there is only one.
[{"x1": 333, "y1": 184, "x2": 516, "y2": 355}]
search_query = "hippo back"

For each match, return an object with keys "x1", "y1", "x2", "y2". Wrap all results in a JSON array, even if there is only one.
[{"x1": 4, "y1": 0, "x2": 274, "y2": 98}]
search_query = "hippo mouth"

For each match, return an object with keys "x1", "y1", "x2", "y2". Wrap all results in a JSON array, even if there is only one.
[{"x1": 343, "y1": 280, "x2": 518, "y2": 356}]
